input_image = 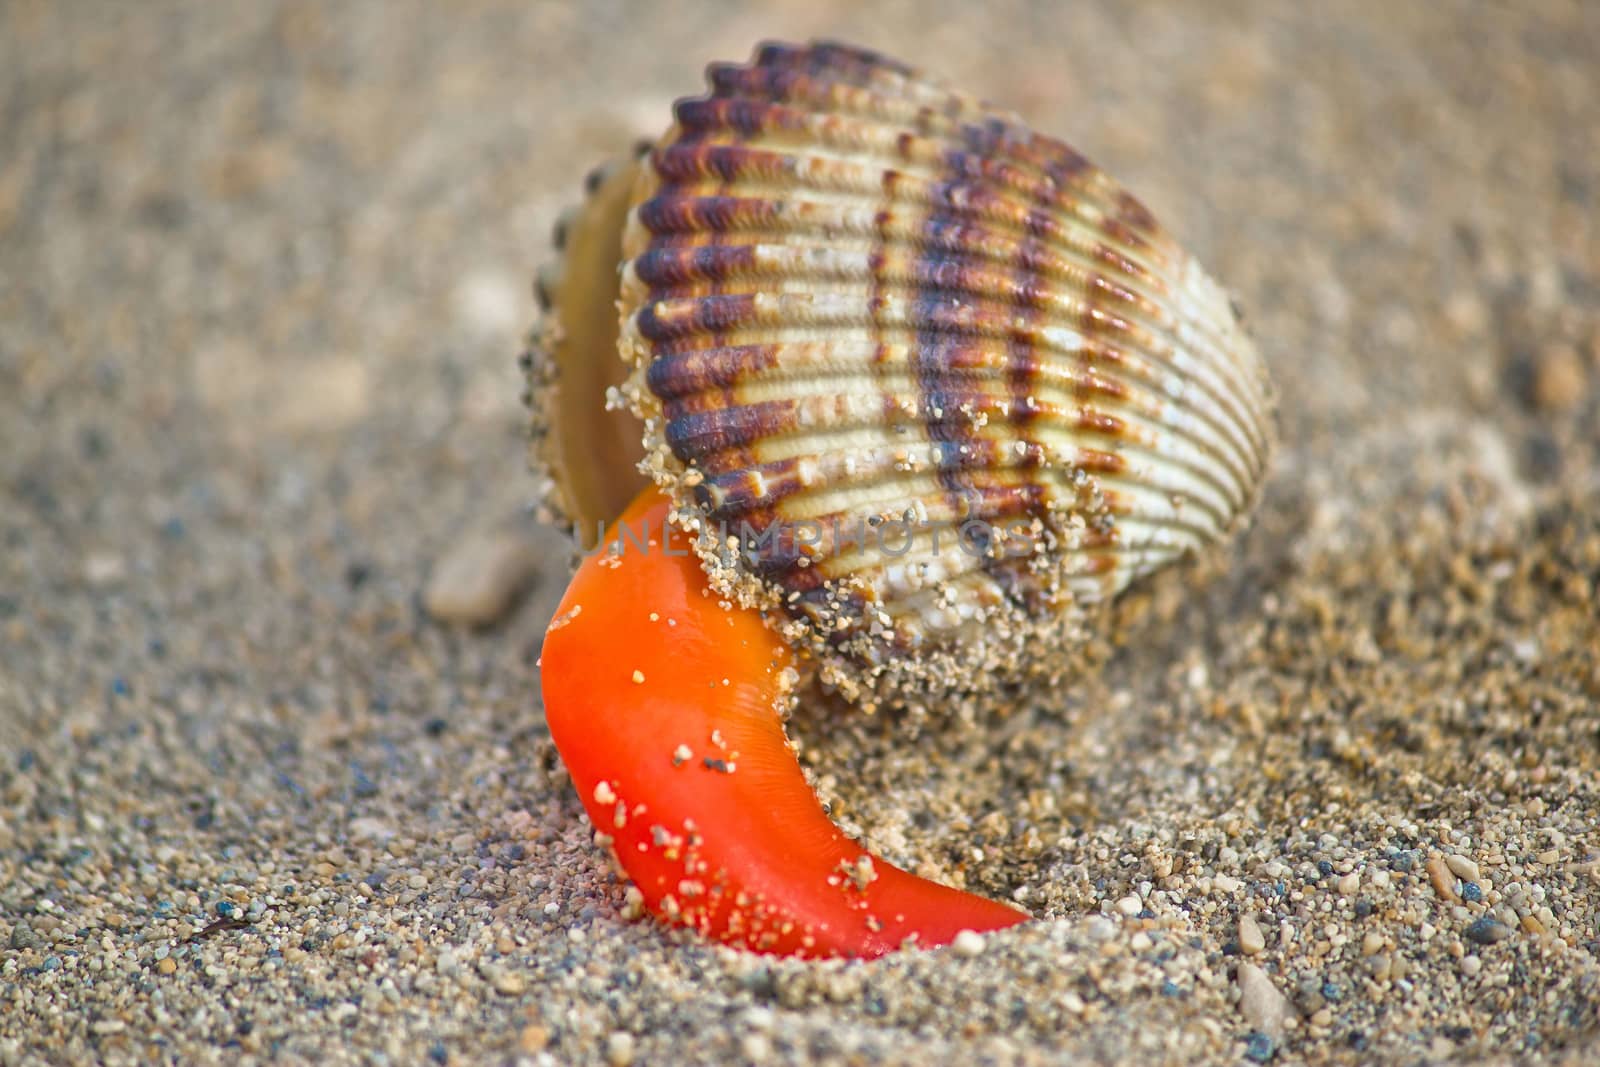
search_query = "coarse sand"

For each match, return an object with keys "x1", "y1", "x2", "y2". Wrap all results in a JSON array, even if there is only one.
[{"x1": 2, "y1": 2, "x2": 1598, "y2": 1064}]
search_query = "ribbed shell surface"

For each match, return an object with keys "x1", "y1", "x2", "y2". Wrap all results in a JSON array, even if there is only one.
[{"x1": 613, "y1": 41, "x2": 1274, "y2": 702}]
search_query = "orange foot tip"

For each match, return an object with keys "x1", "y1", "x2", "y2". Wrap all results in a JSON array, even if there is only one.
[{"x1": 538, "y1": 486, "x2": 1028, "y2": 959}]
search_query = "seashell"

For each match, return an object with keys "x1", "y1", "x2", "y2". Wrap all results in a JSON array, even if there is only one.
[
  {"x1": 532, "y1": 40, "x2": 1273, "y2": 708},
  {"x1": 529, "y1": 41, "x2": 1276, "y2": 959}
]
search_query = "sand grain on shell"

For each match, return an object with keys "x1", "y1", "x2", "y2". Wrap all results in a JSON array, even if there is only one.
[{"x1": 2, "y1": 1, "x2": 1599, "y2": 1065}]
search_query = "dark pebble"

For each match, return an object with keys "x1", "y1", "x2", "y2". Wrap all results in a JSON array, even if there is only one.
[
  {"x1": 738, "y1": 966, "x2": 778, "y2": 1001},
  {"x1": 350, "y1": 765, "x2": 380, "y2": 799},
  {"x1": 1466, "y1": 918, "x2": 1513, "y2": 945},
  {"x1": 1461, "y1": 882, "x2": 1483, "y2": 903},
  {"x1": 1244, "y1": 1030, "x2": 1275, "y2": 1063}
]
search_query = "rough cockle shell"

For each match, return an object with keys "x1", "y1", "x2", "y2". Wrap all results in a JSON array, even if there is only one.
[{"x1": 532, "y1": 41, "x2": 1275, "y2": 707}]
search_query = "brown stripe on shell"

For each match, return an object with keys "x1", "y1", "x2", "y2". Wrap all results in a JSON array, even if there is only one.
[
  {"x1": 633, "y1": 292, "x2": 757, "y2": 344},
  {"x1": 631, "y1": 244, "x2": 761, "y2": 289},
  {"x1": 661, "y1": 399, "x2": 800, "y2": 467},
  {"x1": 633, "y1": 194, "x2": 783, "y2": 237},
  {"x1": 644, "y1": 342, "x2": 781, "y2": 396}
]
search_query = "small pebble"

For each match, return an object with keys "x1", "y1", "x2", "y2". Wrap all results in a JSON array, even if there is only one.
[
  {"x1": 519, "y1": 1026, "x2": 550, "y2": 1054},
  {"x1": 951, "y1": 929, "x2": 986, "y2": 958},
  {"x1": 605, "y1": 1031, "x2": 636, "y2": 1067},
  {"x1": 1426, "y1": 856, "x2": 1460, "y2": 902},
  {"x1": 1532, "y1": 342, "x2": 1588, "y2": 412},
  {"x1": 83, "y1": 551, "x2": 127, "y2": 585},
  {"x1": 491, "y1": 969, "x2": 525, "y2": 996},
  {"x1": 1237, "y1": 962, "x2": 1292, "y2": 1037},
  {"x1": 1445, "y1": 855, "x2": 1480, "y2": 883},
  {"x1": 423, "y1": 525, "x2": 541, "y2": 627},
  {"x1": 1115, "y1": 894, "x2": 1142, "y2": 916},
  {"x1": 1460, "y1": 955, "x2": 1482, "y2": 977},
  {"x1": 1465, "y1": 918, "x2": 1512, "y2": 945},
  {"x1": 157, "y1": 958, "x2": 177, "y2": 976},
  {"x1": 1239, "y1": 915, "x2": 1266, "y2": 956},
  {"x1": 1337, "y1": 871, "x2": 1360, "y2": 896}
]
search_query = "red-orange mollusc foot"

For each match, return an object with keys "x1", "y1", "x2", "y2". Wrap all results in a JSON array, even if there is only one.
[{"x1": 539, "y1": 486, "x2": 1027, "y2": 959}]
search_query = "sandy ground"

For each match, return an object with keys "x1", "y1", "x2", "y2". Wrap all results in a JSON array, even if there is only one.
[{"x1": 2, "y1": 1, "x2": 1599, "y2": 1064}]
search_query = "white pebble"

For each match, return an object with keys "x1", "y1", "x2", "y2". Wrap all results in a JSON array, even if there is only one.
[
  {"x1": 1236, "y1": 962, "x2": 1292, "y2": 1037},
  {"x1": 83, "y1": 552, "x2": 126, "y2": 585},
  {"x1": 491, "y1": 968, "x2": 526, "y2": 995},
  {"x1": 1446, "y1": 854, "x2": 1480, "y2": 882},
  {"x1": 951, "y1": 929, "x2": 986, "y2": 957},
  {"x1": 453, "y1": 270, "x2": 523, "y2": 336},
  {"x1": 424, "y1": 526, "x2": 541, "y2": 627},
  {"x1": 1239, "y1": 915, "x2": 1266, "y2": 955},
  {"x1": 606, "y1": 1031, "x2": 636, "y2": 1066},
  {"x1": 1212, "y1": 874, "x2": 1242, "y2": 894},
  {"x1": 1116, "y1": 894, "x2": 1143, "y2": 916},
  {"x1": 1337, "y1": 871, "x2": 1360, "y2": 896}
]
